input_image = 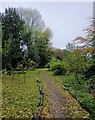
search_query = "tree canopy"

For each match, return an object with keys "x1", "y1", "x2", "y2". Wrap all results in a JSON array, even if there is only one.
[{"x1": 2, "y1": 7, "x2": 52, "y2": 70}]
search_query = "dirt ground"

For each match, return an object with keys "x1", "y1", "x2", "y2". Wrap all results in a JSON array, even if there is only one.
[{"x1": 38, "y1": 69, "x2": 89, "y2": 119}]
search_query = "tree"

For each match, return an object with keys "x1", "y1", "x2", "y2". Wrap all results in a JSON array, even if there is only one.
[
  {"x1": 74, "y1": 19, "x2": 95, "y2": 58},
  {"x1": 18, "y1": 8, "x2": 53, "y2": 67},
  {"x1": 74, "y1": 19, "x2": 95, "y2": 87},
  {"x1": 54, "y1": 49, "x2": 64, "y2": 60},
  {"x1": 33, "y1": 28, "x2": 52, "y2": 67},
  {"x1": 2, "y1": 8, "x2": 25, "y2": 69},
  {"x1": 2, "y1": 7, "x2": 53, "y2": 70},
  {"x1": 18, "y1": 8, "x2": 45, "y2": 31},
  {"x1": 63, "y1": 48, "x2": 87, "y2": 84}
]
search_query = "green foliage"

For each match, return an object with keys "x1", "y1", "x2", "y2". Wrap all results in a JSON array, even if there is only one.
[
  {"x1": 54, "y1": 73, "x2": 95, "y2": 118},
  {"x1": 18, "y1": 8, "x2": 52, "y2": 67},
  {"x1": 16, "y1": 63, "x2": 23, "y2": 71},
  {"x1": 16, "y1": 59, "x2": 38, "y2": 71},
  {"x1": 32, "y1": 29, "x2": 52, "y2": 67},
  {"x1": 45, "y1": 57, "x2": 57, "y2": 69},
  {"x1": 27, "y1": 59, "x2": 38, "y2": 70},
  {"x1": 2, "y1": 7, "x2": 53, "y2": 70},
  {"x1": 73, "y1": 20, "x2": 95, "y2": 93},
  {"x1": 62, "y1": 49, "x2": 89, "y2": 84},
  {"x1": 84, "y1": 64, "x2": 95, "y2": 79},
  {"x1": 48, "y1": 60, "x2": 66, "y2": 75},
  {"x1": 2, "y1": 8, "x2": 25, "y2": 69},
  {"x1": 67, "y1": 50, "x2": 87, "y2": 73}
]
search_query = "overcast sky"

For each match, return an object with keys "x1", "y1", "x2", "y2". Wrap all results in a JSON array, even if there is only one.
[{"x1": 0, "y1": 2, "x2": 93, "y2": 49}]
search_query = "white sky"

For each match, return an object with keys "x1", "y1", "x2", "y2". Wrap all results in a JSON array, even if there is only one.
[{"x1": 0, "y1": 1, "x2": 93, "y2": 49}]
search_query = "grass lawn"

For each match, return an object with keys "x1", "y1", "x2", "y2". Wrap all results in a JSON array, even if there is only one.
[
  {"x1": 2, "y1": 70, "x2": 40, "y2": 119},
  {"x1": 46, "y1": 71, "x2": 95, "y2": 118}
]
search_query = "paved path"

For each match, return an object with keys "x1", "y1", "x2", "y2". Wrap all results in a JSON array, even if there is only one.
[{"x1": 38, "y1": 69, "x2": 89, "y2": 119}]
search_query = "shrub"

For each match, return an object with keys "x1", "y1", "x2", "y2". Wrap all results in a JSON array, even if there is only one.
[
  {"x1": 45, "y1": 58, "x2": 58, "y2": 71},
  {"x1": 50, "y1": 61, "x2": 66, "y2": 75},
  {"x1": 27, "y1": 59, "x2": 38, "y2": 70},
  {"x1": 84, "y1": 65, "x2": 95, "y2": 79},
  {"x1": 16, "y1": 63, "x2": 23, "y2": 71}
]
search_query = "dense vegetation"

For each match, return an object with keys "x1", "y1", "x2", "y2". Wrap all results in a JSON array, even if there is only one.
[
  {"x1": 1, "y1": 7, "x2": 95, "y2": 119},
  {"x1": 2, "y1": 7, "x2": 52, "y2": 71},
  {"x1": 47, "y1": 20, "x2": 95, "y2": 117}
]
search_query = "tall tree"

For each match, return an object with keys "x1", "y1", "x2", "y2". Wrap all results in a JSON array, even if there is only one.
[
  {"x1": 74, "y1": 19, "x2": 95, "y2": 89},
  {"x1": 32, "y1": 28, "x2": 52, "y2": 66},
  {"x1": 2, "y1": 8, "x2": 25, "y2": 69},
  {"x1": 18, "y1": 7, "x2": 45, "y2": 64},
  {"x1": 75, "y1": 19, "x2": 95, "y2": 58},
  {"x1": 18, "y1": 8, "x2": 45, "y2": 31},
  {"x1": 18, "y1": 8, "x2": 52, "y2": 67}
]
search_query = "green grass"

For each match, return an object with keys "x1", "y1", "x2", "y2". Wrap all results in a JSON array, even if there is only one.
[
  {"x1": 2, "y1": 70, "x2": 40, "y2": 119},
  {"x1": 2, "y1": 69, "x2": 95, "y2": 118},
  {"x1": 47, "y1": 71, "x2": 95, "y2": 118}
]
